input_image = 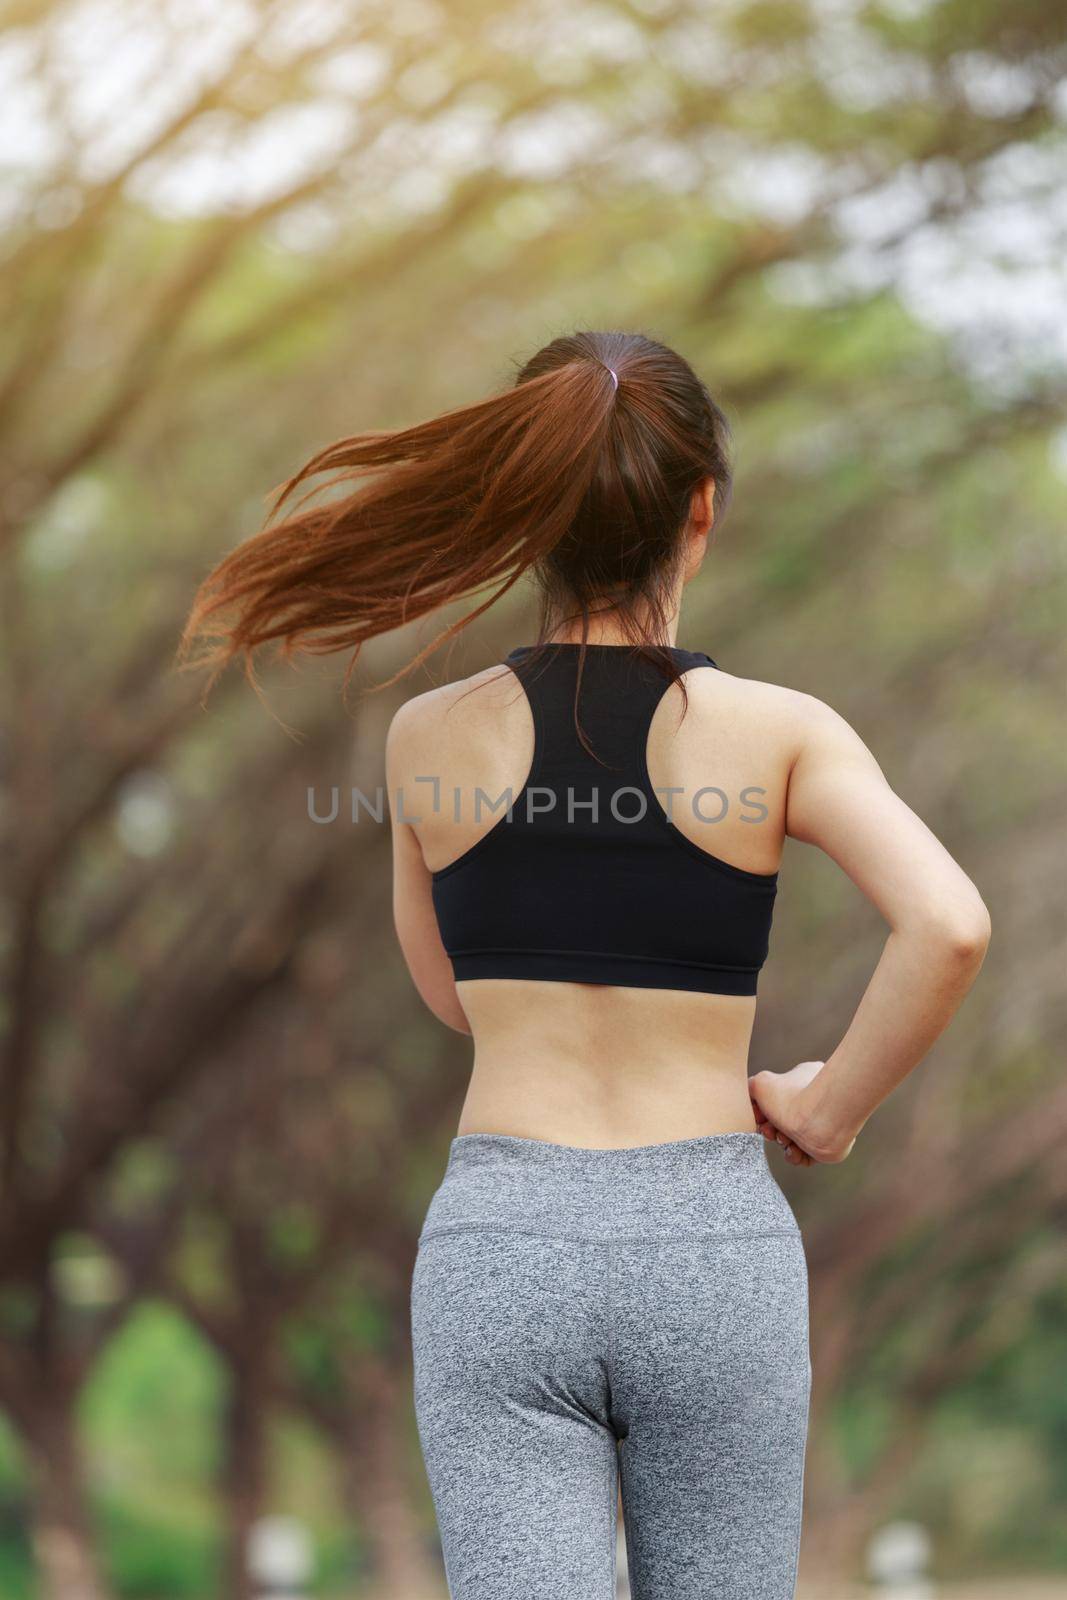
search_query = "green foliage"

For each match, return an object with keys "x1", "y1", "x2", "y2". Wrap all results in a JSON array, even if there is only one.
[
  {"x1": 98, "y1": 1503, "x2": 220, "y2": 1600},
  {"x1": 83, "y1": 1303, "x2": 226, "y2": 1495}
]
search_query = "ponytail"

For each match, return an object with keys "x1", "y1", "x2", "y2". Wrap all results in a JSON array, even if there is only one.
[
  {"x1": 180, "y1": 359, "x2": 621, "y2": 693},
  {"x1": 181, "y1": 331, "x2": 733, "y2": 718}
]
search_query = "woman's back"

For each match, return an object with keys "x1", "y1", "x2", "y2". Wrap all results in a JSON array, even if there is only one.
[{"x1": 389, "y1": 640, "x2": 805, "y2": 1147}]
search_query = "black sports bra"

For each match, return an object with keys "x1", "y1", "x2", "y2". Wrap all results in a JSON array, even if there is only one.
[{"x1": 430, "y1": 643, "x2": 778, "y2": 997}]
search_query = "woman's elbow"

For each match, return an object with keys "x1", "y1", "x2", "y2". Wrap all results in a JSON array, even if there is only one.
[
  {"x1": 916, "y1": 895, "x2": 992, "y2": 968},
  {"x1": 948, "y1": 902, "x2": 992, "y2": 967}
]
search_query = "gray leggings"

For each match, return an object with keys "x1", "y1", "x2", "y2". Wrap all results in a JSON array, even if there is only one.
[{"x1": 411, "y1": 1131, "x2": 810, "y2": 1599}]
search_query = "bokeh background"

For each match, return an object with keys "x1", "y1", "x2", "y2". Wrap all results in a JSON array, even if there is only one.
[{"x1": 2, "y1": 2, "x2": 1066, "y2": 1597}]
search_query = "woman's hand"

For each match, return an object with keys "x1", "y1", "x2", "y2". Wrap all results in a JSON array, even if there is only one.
[{"x1": 748, "y1": 1061, "x2": 857, "y2": 1167}]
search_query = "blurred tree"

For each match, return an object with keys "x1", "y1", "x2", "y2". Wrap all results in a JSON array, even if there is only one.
[
  {"x1": 0, "y1": 1, "x2": 1064, "y2": 1595},
  {"x1": 94, "y1": 977, "x2": 466, "y2": 1599}
]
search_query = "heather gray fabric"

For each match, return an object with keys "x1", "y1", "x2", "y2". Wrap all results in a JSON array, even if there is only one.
[{"x1": 411, "y1": 1131, "x2": 810, "y2": 1600}]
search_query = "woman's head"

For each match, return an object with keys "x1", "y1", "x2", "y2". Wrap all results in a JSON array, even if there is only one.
[
  {"x1": 180, "y1": 328, "x2": 732, "y2": 691},
  {"x1": 514, "y1": 331, "x2": 732, "y2": 649}
]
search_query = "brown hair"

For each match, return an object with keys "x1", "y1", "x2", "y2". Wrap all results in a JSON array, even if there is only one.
[{"x1": 180, "y1": 329, "x2": 733, "y2": 739}]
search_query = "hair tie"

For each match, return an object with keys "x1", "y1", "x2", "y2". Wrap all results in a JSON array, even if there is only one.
[{"x1": 607, "y1": 365, "x2": 619, "y2": 391}]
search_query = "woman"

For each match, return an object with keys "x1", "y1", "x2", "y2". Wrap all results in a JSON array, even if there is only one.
[{"x1": 184, "y1": 330, "x2": 990, "y2": 1599}]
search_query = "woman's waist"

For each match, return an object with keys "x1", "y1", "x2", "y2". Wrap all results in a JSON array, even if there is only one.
[
  {"x1": 418, "y1": 1130, "x2": 801, "y2": 1246},
  {"x1": 459, "y1": 1036, "x2": 758, "y2": 1152}
]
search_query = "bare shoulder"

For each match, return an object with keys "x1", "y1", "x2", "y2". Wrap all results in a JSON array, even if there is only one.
[
  {"x1": 386, "y1": 661, "x2": 519, "y2": 761},
  {"x1": 686, "y1": 666, "x2": 877, "y2": 765},
  {"x1": 684, "y1": 664, "x2": 835, "y2": 731}
]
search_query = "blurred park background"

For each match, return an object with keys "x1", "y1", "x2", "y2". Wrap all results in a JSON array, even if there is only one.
[{"x1": 1, "y1": 1, "x2": 1066, "y2": 1597}]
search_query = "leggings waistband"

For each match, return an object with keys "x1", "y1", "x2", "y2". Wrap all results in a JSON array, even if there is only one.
[{"x1": 418, "y1": 1131, "x2": 801, "y2": 1245}]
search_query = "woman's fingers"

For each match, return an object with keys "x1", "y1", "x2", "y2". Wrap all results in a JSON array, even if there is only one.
[
  {"x1": 772, "y1": 1130, "x2": 815, "y2": 1167},
  {"x1": 750, "y1": 1096, "x2": 776, "y2": 1139},
  {"x1": 750, "y1": 1094, "x2": 816, "y2": 1166},
  {"x1": 750, "y1": 1075, "x2": 819, "y2": 1167}
]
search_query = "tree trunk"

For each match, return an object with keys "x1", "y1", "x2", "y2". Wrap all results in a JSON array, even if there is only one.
[
  {"x1": 343, "y1": 1355, "x2": 441, "y2": 1600},
  {"x1": 24, "y1": 1393, "x2": 111, "y2": 1600},
  {"x1": 798, "y1": 1488, "x2": 876, "y2": 1591},
  {"x1": 221, "y1": 1357, "x2": 270, "y2": 1600}
]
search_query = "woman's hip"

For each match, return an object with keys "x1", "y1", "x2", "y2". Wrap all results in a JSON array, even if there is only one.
[{"x1": 415, "y1": 1129, "x2": 804, "y2": 1249}]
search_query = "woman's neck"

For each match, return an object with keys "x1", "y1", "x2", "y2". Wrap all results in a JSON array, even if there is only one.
[{"x1": 545, "y1": 608, "x2": 681, "y2": 649}]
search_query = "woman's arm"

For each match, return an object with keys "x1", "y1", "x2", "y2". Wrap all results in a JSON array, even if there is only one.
[
  {"x1": 750, "y1": 693, "x2": 991, "y2": 1164},
  {"x1": 386, "y1": 701, "x2": 472, "y2": 1035}
]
